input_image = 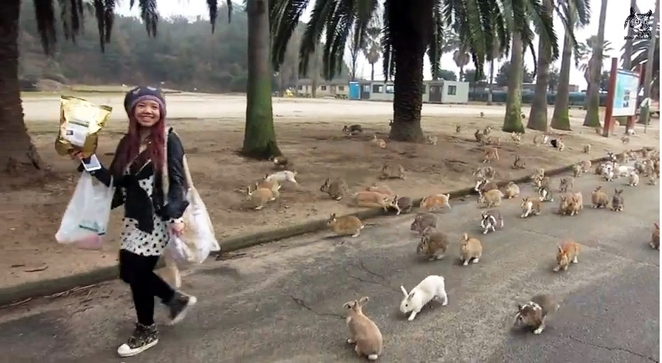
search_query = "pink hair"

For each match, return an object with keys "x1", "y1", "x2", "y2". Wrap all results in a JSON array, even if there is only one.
[{"x1": 112, "y1": 115, "x2": 166, "y2": 176}]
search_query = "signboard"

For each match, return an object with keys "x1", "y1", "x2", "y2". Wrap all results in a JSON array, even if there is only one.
[{"x1": 612, "y1": 70, "x2": 640, "y2": 117}]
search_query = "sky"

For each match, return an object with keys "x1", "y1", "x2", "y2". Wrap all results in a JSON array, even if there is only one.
[{"x1": 116, "y1": 0, "x2": 657, "y2": 90}]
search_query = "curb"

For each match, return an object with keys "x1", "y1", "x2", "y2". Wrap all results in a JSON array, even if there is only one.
[{"x1": 0, "y1": 151, "x2": 634, "y2": 307}]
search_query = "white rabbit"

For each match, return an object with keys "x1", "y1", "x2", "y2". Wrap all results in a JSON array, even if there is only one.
[
  {"x1": 602, "y1": 166, "x2": 615, "y2": 182},
  {"x1": 615, "y1": 165, "x2": 632, "y2": 178},
  {"x1": 266, "y1": 170, "x2": 298, "y2": 184},
  {"x1": 399, "y1": 275, "x2": 448, "y2": 321}
]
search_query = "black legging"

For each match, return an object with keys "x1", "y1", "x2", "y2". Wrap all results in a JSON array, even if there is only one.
[{"x1": 119, "y1": 249, "x2": 175, "y2": 326}]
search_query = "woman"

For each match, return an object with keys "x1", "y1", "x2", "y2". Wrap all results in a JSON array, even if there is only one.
[{"x1": 73, "y1": 86, "x2": 196, "y2": 357}]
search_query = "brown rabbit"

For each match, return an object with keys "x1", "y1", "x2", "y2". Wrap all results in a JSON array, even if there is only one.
[
  {"x1": 378, "y1": 162, "x2": 406, "y2": 180},
  {"x1": 327, "y1": 213, "x2": 364, "y2": 237},
  {"x1": 503, "y1": 181, "x2": 520, "y2": 199},
  {"x1": 371, "y1": 134, "x2": 387, "y2": 148},
  {"x1": 246, "y1": 186, "x2": 276, "y2": 210},
  {"x1": 487, "y1": 136, "x2": 502, "y2": 146},
  {"x1": 553, "y1": 240, "x2": 580, "y2": 272},
  {"x1": 460, "y1": 233, "x2": 483, "y2": 266},
  {"x1": 256, "y1": 175, "x2": 280, "y2": 194},
  {"x1": 365, "y1": 183, "x2": 395, "y2": 196},
  {"x1": 558, "y1": 192, "x2": 583, "y2": 216},
  {"x1": 535, "y1": 176, "x2": 550, "y2": 189},
  {"x1": 572, "y1": 164, "x2": 583, "y2": 178},
  {"x1": 456, "y1": 125, "x2": 462, "y2": 133},
  {"x1": 651, "y1": 223, "x2": 659, "y2": 250},
  {"x1": 591, "y1": 186, "x2": 609, "y2": 209},
  {"x1": 343, "y1": 297, "x2": 383, "y2": 361},
  {"x1": 420, "y1": 194, "x2": 451, "y2": 211},
  {"x1": 475, "y1": 179, "x2": 499, "y2": 194},
  {"x1": 512, "y1": 155, "x2": 526, "y2": 169},
  {"x1": 556, "y1": 137, "x2": 565, "y2": 151},
  {"x1": 479, "y1": 189, "x2": 504, "y2": 208},
  {"x1": 474, "y1": 129, "x2": 484, "y2": 142},
  {"x1": 482, "y1": 126, "x2": 492, "y2": 136},
  {"x1": 579, "y1": 160, "x2": 592, "y2": 173},
  {"x1": 394, "y1": 196, "x2": 413, "y2": 215},
  {"x1": 483, "y1": 147, "x2": 499, "y2": 163},
  {"x1": 514, "y1": 294, "x2": 560, "y2": 335},
  {"x1": 255, "y1": 181, "x2": 281, "y2": 199},
  {"x1": 558, "y1": 177, "x2": 574, "y2": 193},
  {"x1": 320, "y1": 178, "x2": 348, "y2": 200},
  {"x1": 520, "y1": 197, "x2": 542, "y2": 218},
  {"x1": 352, "y1": 191, "x2": 398, "y2": 211},
  {"x1": 417, "y1": 227, "x2": 449, "y2": 261},
  {"x1": 410, "y1": 213, "x2": 438, "y2": 234},
  {"x1": 611, "y1": 189, "x2": 624, "y2": 211},
  {"x1": 511, "y1": 132, "x2": 522, "y2": 143}
]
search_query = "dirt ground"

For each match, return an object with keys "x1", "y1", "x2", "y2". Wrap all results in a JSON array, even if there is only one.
[{"x1": 1, "y1": 95, "x2": 659, "y2": 291}]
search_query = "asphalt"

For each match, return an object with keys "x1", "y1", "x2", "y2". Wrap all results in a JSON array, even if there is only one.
[{"x1": 0, "y1": 168, "x2": 659, "y2": 363}]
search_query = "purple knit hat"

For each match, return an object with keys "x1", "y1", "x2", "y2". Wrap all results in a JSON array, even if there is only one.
[{"x1": 123, "y1": 86, "x2": 166, "y2": 117}]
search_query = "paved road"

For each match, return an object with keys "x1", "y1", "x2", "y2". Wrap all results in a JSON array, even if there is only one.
[{"x1": 0, "y1": 169, "x2": 658, "y2": 363}]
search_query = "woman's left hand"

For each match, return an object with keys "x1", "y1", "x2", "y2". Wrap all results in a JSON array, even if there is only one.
[{"x1": 171, "y1": 221, "x2": 185, "y2": 237}]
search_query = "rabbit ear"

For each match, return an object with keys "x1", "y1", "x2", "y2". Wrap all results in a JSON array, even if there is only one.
[
  {"x1": 557, "y1": 245, "x2": 563, "y2": 253},
  {"x1": 342, "y1": 301, "x2": 354, "y2": 309},
  {"x1": 358, "y1": 296, "x2": 369, "y2": 306},
  {"x1": 400, "y1": 285, "x2": 408, "y2": 297},
  {"x1": 655, "y1": 223, "x2": 659, "y2": 229}
]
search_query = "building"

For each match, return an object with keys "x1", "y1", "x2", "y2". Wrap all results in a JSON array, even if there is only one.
[
  {"x1": 295, "y1": 79, "x2": 350, "y2": 98},
  {"x1": 348, "y1": 80, "x2": 470, "y2": 104}
]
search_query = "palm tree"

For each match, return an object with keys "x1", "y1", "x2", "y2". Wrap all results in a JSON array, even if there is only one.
[
  {"x1": 502, "y1": 0, "x2": 559, "y2": 133},
  {"x1": 639, "y1": 0, "x2": 660, "y2": 124},
  {"x1": 621, "y1": 0, "x2": 638, "y2": 70},
  {"x1": 487, "y1": 39, "x2": 504, "y2": 105},
  {"x1": 530, "y1": 0, "x2": 591, "y2": 131},
  {"x1": 583, "y1": 0, "x2": 609, "y2": 128},
  {"x1": 364, "y1": 26, "x2": 382, "y2": 81},
  {"x1": 270, "y1": 0, "x2": 511, "y2": 142},
  {"x1": 0, "y1": 1, "x2": 222, "y2": 176},
  {"x1": 453, "y1": 48, "x2": 471, "y2": 80},
  {"x1": 577, "y1": 36, "x2": 613, "y2": 88}
]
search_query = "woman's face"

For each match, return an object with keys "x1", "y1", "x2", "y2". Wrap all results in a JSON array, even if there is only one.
[{"x1": 133, "y1": 100, "x2": 161, "y2": 127}]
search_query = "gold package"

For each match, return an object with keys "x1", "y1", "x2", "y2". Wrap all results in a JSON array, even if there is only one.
[{"x1": 55, "y1": 96, "x2": 113, "y2": 157}]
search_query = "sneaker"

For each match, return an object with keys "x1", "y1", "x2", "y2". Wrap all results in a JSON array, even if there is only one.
[
  {"x1": 167, "y1": 291, "x2": 197, "y2": 325},
  {"x1": 117, "y1": 323, "x2": 159, "y2": 357}
]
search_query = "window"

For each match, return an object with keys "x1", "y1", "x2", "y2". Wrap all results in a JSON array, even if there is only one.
[
  {"x1": 372, "y1": 84, "x2": 384, "y2": 93},
  {"x1": 338, "y1": 86, "x2": 345, "y2": 91},
  {"x1": 421, "y1": 85, "x2": 427, "y2": 94},
  {"x1": 362, "y1": 85, "x2": 371, "y2": 92},
  {"x1": 298, "y1": 85, "x2": 303, "y2": 90},
  {"x1": 321, "y1": 85, "x2": 327, "y2": 91},
  {"x1": 447, "y1": 85, "x2": 457, "y2": 95},
  {"x1": 385, "y1": 85, "x2": 394, "y2": 94}
]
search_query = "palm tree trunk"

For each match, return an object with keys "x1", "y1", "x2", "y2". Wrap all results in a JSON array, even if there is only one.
[
  {"x1": 242, "y1": 0, "x2": 281, "y2": 159},
  {"x1": 622, "y1": 0, "x2": 637, "y2": 70},
  {"x1": 639, "y1": 0, "x2": 659, "y2": 124},
  {"x1": 528, "y1": 0, "x2": 553, "y2": 132},
  {"x1": 487, "y1": 60, "x2": 495, "y2": 104},
  {"x1": 583, "y1": 0, "x2": 608, "y2": 127},
  {"x1": 0, "y1": 0, "x2": 47, "y2": 176},
  {"x1": 370, "y1": 63, "x2": 375, "y2": 81},
  {"x1": 502, "y1": 33, "x2": 525, "y2": 133},
  {"x1": 551, "y1": 19, "x2": 574, "y2": 131},
  {"x1": 388, "y1": 0, "x2": 432, "y2": 142}
]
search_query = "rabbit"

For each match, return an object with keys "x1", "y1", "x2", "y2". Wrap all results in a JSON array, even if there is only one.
[
  {"x1": 266, "y1": 170, "x2": 298, "y2": 184},
  {"x1": 479, "y1": 112, "x2": 485, "y2": 118},
  {"x1": 343, "y1": 297, "x2": 383, "y2": 361},
  {"x1": 371, "y1": 135, "x2": 387, "y2": 148},
  {"x1": 320, "y1": 178, "x2": 348, "y2": 200},
  {"x1": 553, "y1": 240, "x2": 580, "y2": 272},
  {"x1": 532, "y1": 133, "x2": 549, "y2": 146},
  {"x1": 606, "y1": 151, "x2": 617, "y2": 162},
  {"x1": 410, "y1": 213, "x2": 438, "y2": 235},
  {"x1": 621, "y1": 135, "x2": 630, "y2": 144},
  {"x1": 602, "y1": 166, "x2": 615, "y2": 182},
  {"x1": 511, "y1": 132, "x2": 522, "y2": 143},
  {"x1": 486, "y1": 136, "x2": 502, "y2": 146},
  {"x1": 246, "y1": 186, "x2": 275, "y2": 210},
  {"x1": 572, "y1": 164, "x2": 583, "y2": 178},
  {"x1": 535, "y1": 176, "x2": 550, "y2": 189},
  {"x1": 479, "y1": 189, "x2": 503, "y2": 208},
  {"x1": 255, "y1": 181, "x2": 281, "y2": 199},
  {"x1": 558, "y1": 192, "x2": 583, "y2": 216},
  {"x1": 399, "y1": 275, "x2": 448, "y2": 321},
  {"x1": 269, "y1": 156, "x2": 289, "y2": 169},
  {"x1": 342, "y1": 124, "x2": 363, "y2": 134},
  {"x1": 378, "y1": 162, "x2": 406, "y2": 180},
  {"x1": 474, "y1": 166, "x2": 497, "y2": 181},
  {"x1": 651, "y1": 223, "x2": 659, "y2": 250},
  {"x1": 611, "y1": 189, "x2": 624, "y2": 212},
  {"x1": 483, "y1": 147, "x2": 499, "y2": 163},
  {"x1": 417, "y1": 227, "x2": 449, "y2": 261},
  {"x1": 475, "y1": 179, "x2": 498, "y2": 195},
  {"x1": 503, "y1": 181, "x2": 520, "y2": 199},
  {"x1": 531, "y1": 168, "x2": 545, "y2": 185},
  {"x1": 512, "y1": 155, "x2": 526, "y2": 169},
  {"x1": 590, "y1": 186, "x2": 610, "y2": 209},
  {"x1": 352, "y1": 191, "x2": 398, "y2": 211},
  {"x1": 482, "y1": 126, "x2": 492, "y2": 136},
  {"x1": 474, "y1": 129, "x2": 485, "y2": 143},
  {"x1": 648, "y1": 174, "x2": 658, "y2": 186},
  {"x1": 393, "y1": 196, "x2": 414, "y2": 215},
  {"x1": 628, "y1": 171, "x2": 640, "y2": 187},
  {"x1": 579, "y1": 160, "x2": 592, "y2": 173},
  {"x1": 480, "y1": 210, "x2": 504, "y2": 234},
  {"x1": 583, "y1": 144, "x2": 591, "y2": 153},
  {"x1": 634, "y1": 160, "x2": 648, "y2": 175},
  {"x1": 537, "y1": 184, "x2": 554, "y2": 202},
  {"x1": 520, "y1": 197, "x2": 542, "y2": 218},
  {"x1": 514, "y1": 294, "x2": 560, "y2": 335},
  {"x1": 554, "y1": 138, "x2": 565, "y2": 151},
  {"x1": 426, "y1": 135, "x2": 438, "y2": 145},
  {"x1": 460, "y1": 233, "x2": 483, "y2": 265},
  {"x1": 365, "y1": 183, "x2": 395, "y2": 196},
  {"x1": 456, "y1": 125, "x2": 462, "y2": 133},
  {"x1": 615, "y1": 165, "x2": 632, "y2": 178},
  {"x1": 558, "y1": 177, "x2": 573, "y2": 193},
  {"x1": 327, "y1": 213, "x2": 364, "y2": 237},
  {"x1": 420, "y1": 194, "x2": 451, "y2": 211}
]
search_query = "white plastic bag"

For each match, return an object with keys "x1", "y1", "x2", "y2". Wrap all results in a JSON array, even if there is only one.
[{"x1": 55, "y1": 172, "x2": 114, "y2": 250}]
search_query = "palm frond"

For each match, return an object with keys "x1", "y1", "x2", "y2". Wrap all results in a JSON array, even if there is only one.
[
  {"x1": 427, "y1": 1, "x2": 445, "y2": 79},
  {"x1": 381, "y1": 0, "x2": 394, "y2": 80},
  {"x1": 297, "y1": 0, "x2": 334, "y2": 76},
  {"x1": 270, "y1": 0, "x2": 311, "y2": 72}
]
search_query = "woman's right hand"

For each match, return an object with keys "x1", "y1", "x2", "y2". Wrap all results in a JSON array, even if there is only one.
[{"x1": 70, "y1": 150, "x2": 84, "y2": 161}]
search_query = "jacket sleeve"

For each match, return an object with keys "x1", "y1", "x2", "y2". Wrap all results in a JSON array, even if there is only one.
[{"x1": 162, "y1": 132, "x2": 189, "y2": 219}]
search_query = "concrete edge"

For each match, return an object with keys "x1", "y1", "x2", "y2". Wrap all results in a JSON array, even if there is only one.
[{"x1": 0, "y1": 151, "x2": 632, "y2": 307}]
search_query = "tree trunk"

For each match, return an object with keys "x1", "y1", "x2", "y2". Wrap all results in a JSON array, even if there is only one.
[
  {"x1": 528, "y1": 0, "x2": 553, "y2": 132},
  {"x1": 551, "y1": 19, "x2": 574, "y2": 131},
  {"x1": 241, "y1": 0, "x2": 281, "y2": 159},
  {"x1": 387, "y1": 0, "x2": 433, "y2": 142},
  {"x1": 502, "y1": 33, "x2": 525, "y2": 133},
  {"x1": 583, "y1": 0, "x2": 608, "y2": 127},
  {"x1": 622, "y1": 0, "x2": 637, "y2": 70},
  {"x1": 0, "y1": 0, "x2": 47, "y2": 176},
  {"x1": 370, "y1": 63, "x2": 375, "y2": 81},
  {"x1": 639, "y1": 0, "x2": 659, "y2": 124},
  {"x1": 487, "y1": 60, "x2": 495, "y2": 104}
]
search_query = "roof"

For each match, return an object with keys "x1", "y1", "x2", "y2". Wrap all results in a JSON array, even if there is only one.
[{"x1": 297, "y1": 78, "x2": 349, "y2": 86}]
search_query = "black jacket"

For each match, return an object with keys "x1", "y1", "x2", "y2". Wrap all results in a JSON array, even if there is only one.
[{"x1": 80, "y1": 129, "x2": 189, "y2": 233}]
